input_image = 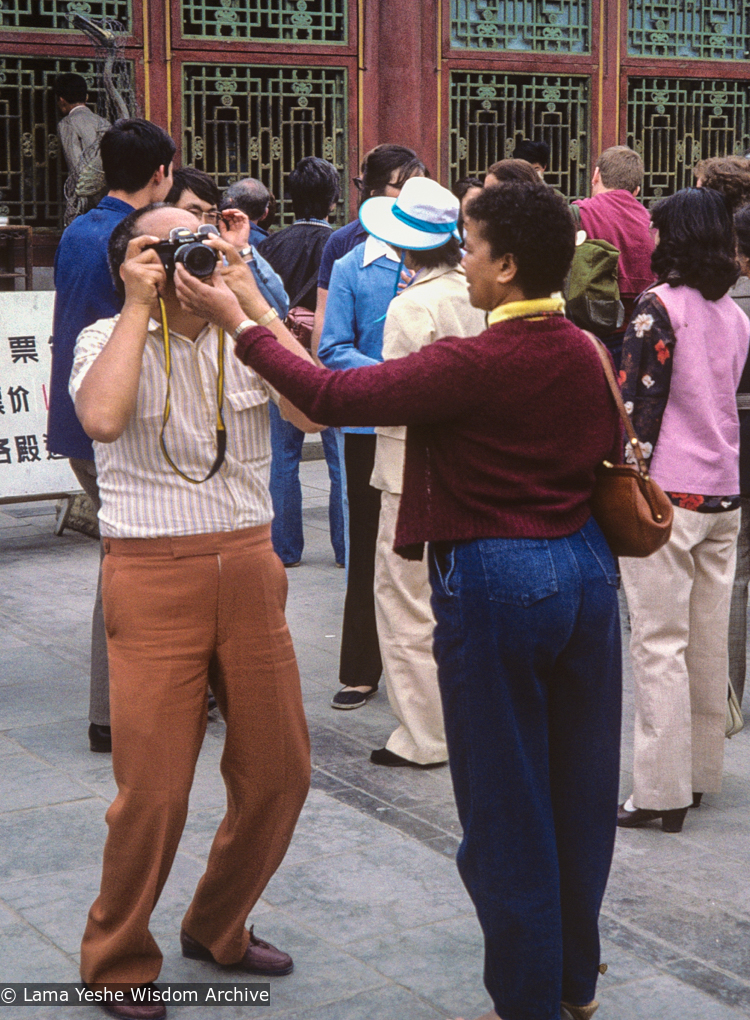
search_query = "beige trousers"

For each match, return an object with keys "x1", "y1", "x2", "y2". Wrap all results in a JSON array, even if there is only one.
[
  {"x1": 620, "y1": 505, "x2": 740, "y2": 810},
  {"x1": 374, "y1": 491, "x2": 447, "y2": 765}
]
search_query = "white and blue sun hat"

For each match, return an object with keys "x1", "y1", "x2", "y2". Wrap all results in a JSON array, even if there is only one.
[{"x1": 359, "y1": 177, "x2": 461, "y2": 250}]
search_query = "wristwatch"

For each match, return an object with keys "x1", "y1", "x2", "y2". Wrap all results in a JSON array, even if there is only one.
[
  {"x1": 232, "y1": 319, "x2": 256, "y2": 341},
  {"x1": 256, "y1": 307, "x2": 279, "y2": 328},
  {"x1": 238, "y1": 246, "x2": 253, "y2": 260}
]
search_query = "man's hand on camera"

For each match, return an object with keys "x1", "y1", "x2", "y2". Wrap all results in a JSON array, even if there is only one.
[
  {"x1": 174, "y1": 262, "x2": 245, "y2": 335},
  {"x1": 205, "y1": 236, "x2": 274, "y2": 322},
  {"x1": 121, "y1": 235, "x2": 168, "y2": 307},
  {"x1": 218, "y1": 207, "x2": 251, "y2": 250}
]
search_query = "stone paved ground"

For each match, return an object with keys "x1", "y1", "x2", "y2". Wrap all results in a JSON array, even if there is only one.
[{"x1": 1, "y1": 458, "x2": 750, "y2": 1020}]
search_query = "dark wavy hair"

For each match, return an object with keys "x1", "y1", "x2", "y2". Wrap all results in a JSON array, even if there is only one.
[
  {"x1": 650, "y1": 188, "x2": 739, "y2": 301},
  {"x1": 465, "y1": 181, "x2": 575, "y2": 298}
]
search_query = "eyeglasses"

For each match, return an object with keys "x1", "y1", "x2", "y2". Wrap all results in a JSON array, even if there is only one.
[{"x1": 201, "y1": 209, "x2": 220, "y2": 225}]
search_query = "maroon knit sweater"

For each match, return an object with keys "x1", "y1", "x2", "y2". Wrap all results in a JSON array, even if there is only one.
[{"x1": 236, "y1": 315, "x2": 622, "y2": 558}]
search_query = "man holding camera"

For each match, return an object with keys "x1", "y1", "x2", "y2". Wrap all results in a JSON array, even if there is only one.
[{"x1": 70, "y1": 202, "x2": 313, "y2": 1018}]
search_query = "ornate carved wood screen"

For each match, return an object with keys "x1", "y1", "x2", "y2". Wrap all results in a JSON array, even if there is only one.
[
  {"x1": 170, "y1": 0, "x2": 356, "y2": 227},
  {"x1": 442, "y1": 0, "x2": 750, "y2": 202},
  {"x1": 0, "y1": 1, "x2": 141, "y2": 227}
]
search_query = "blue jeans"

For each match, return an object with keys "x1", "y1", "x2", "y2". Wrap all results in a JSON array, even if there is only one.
[
  {"x1": 429, "y1": 517, "x2": 622, "y2": 1020},
  {"x1": 268, "y1": 402, "x2": 345, "y2": 566}
]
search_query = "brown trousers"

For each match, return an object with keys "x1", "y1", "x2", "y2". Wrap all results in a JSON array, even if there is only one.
[{"x1": 80, "y1": 525, "x2": 310, "y2": 987}]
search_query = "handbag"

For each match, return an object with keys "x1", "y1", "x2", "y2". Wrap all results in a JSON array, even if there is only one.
[
  {"x1": 283, "y1": 270, "x2": 319, "y2": 351},
  {"x1": 585, "y1": 332, "x2": 674, "y2": 558},
  {"x1": 726, "y1": 678, "x2": 744, "y2": 738}
]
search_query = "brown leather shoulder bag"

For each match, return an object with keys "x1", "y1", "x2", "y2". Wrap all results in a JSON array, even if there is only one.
[{"x1": 585, "y1": 332, "x2": 673, "y2": 558}]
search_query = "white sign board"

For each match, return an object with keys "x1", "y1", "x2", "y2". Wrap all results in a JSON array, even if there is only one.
[{"x1": 0, "y1": 291, "x2": 79, "y2": 500}]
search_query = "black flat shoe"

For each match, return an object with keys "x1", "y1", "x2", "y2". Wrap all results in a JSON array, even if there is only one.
[
  {"x1": 691, "y1": 792, "x2": 703, "y2": 808},
  {"x1": 88, "y1": 722, "x2": 112, "y2": 753},
  {"x1": 330, "y1": 686, "x2": 377, "y2": 710},
  {"x1": 617, "y1": 802, "x2": 688, "y2": 833},
  {"x1": 369, "y1": 747, "x2": 447, "y2": 769}
]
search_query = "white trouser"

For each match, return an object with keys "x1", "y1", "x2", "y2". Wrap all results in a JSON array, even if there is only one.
[
  {"x1": 621, "y1": 505, "x2": 740, "y2": 810},
  {"x1": 373, "y1": 490, "x2": 447, "y2": 764}
]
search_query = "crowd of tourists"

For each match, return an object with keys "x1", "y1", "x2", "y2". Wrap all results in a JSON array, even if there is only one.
[{"x1": 46, "y1": 70, "x2": 750, "y2": 1020}]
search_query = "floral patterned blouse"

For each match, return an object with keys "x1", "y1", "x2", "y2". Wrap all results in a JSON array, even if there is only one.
[{"x1": 619, "y1": 289, "x2": 740, "y2": 513}]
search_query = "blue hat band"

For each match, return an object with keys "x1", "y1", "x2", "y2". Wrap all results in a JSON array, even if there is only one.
[{"x1": 392, "y1": 204, "x2": 458, "y2": 235}]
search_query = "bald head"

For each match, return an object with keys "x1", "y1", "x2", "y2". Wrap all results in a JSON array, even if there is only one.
[{"x1": 219, "y1": 178, "x2": 270, "y2": 222}]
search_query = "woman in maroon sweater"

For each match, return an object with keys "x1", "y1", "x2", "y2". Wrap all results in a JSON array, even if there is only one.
[{"x1": 175, "y1": 182, "x2": 622, "y2": 1020}]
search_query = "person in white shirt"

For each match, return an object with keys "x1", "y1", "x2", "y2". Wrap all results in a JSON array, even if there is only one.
[{"x1": 70, "y1": 203, "x2": 316, "y2": 1020}]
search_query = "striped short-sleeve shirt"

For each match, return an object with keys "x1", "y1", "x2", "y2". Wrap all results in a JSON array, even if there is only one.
[{"x1": 70, "y1": 315, "x2": 275, "y2": 538}]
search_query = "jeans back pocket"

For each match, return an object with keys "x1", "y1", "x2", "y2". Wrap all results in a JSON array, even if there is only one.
[{"x1": 477, "y1": 538, "x2": 559, "y2": 606}]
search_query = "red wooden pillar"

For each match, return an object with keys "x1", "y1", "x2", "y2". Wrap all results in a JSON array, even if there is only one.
[{"x1": 360, "y1": 0, "x2": 440, "y2": 178}]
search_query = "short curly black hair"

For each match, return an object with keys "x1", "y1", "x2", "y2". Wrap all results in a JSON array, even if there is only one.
[
  {"x1": 650, "y1": 187, "x2": 739, "y2": 301},
  {"x1": 464, "y1": 181, "x2": 575, "y2": 298}
]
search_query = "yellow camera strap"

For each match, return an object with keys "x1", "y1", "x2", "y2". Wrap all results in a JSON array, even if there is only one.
[{"x1": 158, "y1": 297, "x2": 227, "y2": 484}]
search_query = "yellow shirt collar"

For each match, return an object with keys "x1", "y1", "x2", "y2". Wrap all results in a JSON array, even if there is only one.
[{"x1": 487, "y1": 295, "x2": 566, "y2": 325}]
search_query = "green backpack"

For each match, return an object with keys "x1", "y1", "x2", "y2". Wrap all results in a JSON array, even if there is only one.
[{"x1": 564, "y1": 204, "x2": 625, "y2": 335}]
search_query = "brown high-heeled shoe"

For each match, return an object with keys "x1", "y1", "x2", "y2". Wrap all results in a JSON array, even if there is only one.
[{"x1": 561, "y1": 1001, "x2": 598, "y2": 1020}]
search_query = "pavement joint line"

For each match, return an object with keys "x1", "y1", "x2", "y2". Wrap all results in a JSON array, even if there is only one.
[
  {"x1": 601, "y1": 912, "x2": 750, "y2": 993},
  {"x1": 0, "y1": 795, "x2": 100, "y2": 817},
  {"x1": 310, "y1": 766, "x2": 458, "y2": 844},
  {"x1": 0, "y1": 893, "x2": 82, "y2": 961}
]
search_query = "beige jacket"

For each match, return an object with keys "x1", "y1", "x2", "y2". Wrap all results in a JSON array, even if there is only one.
[{"x1": 370, "y1": 263, "x2": 486, "y2": 495}]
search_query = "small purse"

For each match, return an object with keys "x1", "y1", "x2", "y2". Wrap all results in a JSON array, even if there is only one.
[
  {"x1": 726, "y1": 678, "x2": 744, "y2": 738},
  {"x1": 283, "y1": 270, "x2": 319, "y2": 351},
  {"x1": 585, "y1": 332, "x2": 674, "y2": 558}
]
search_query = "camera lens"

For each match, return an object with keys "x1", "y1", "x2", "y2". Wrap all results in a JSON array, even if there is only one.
[{"x1": 175, "y1": 241, "x2": 218, "y2": 279}]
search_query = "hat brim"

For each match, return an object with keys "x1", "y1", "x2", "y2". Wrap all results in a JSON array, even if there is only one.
[{"x1": 359, "y1": 196, "x2": 455, "y2": 251}]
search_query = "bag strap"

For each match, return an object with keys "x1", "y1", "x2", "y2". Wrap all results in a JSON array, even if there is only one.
[
  {"x1": 288, "y1": 268, "x2": 320, "y2": 311},
  {"x1": 583, "y1": 330, "x2": 652, "y2": 481}
]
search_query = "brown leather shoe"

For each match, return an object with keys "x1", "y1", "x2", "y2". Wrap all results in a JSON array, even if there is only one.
[
  {"x1": 93, "y1": 984, "x2": 166, "y2": 1020},
  {"x1": 561, "y1": 1001, "x2": 598, "y2": 1020},
  {"x1": 181, "y1": 926, "x2": 293, "y2": 976}
]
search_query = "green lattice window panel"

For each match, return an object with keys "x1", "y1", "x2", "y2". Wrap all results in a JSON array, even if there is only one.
[
  {"x1": 628, "y1": 78, "x2": 750, "y2": 205},
  {"x1": 0, "y1": 55, "x2": 135, "y2": 227},
  {"x1": 450, "y1": 71, "x2": 589, "y2": 197},
  {"x1": 182, "y1": 64, "x2": 347, "y2": 226},
  {"x1": 451, "y1": 0, "x2": 590, "y2": 52},
  {"x1": 629, "y1": 0, "x2": 750, "y2": 60},
  {"x1": 0, "y1": 1, "x2": 130, "y2": 32},
  {"x1": 181, "y1": 0, "x2": 346, "y2": 43}
]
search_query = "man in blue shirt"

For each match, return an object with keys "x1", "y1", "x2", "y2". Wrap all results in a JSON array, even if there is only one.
[
  {"x1": 47, "y1": 118, "x2": 176, "y2": 753},
  {"x1": 257, "y1": 157, "x2": 344, "y2": 568}
]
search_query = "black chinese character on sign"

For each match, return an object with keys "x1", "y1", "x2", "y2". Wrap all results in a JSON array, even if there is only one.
[
  {"x1": 0, "y1": 393, "x2": 4, "y2": 415},
  {"x1": 8, "y1": 336, "x2": 38, "y2": 364},
  {"x1": 7, "y1": 386, "x2": 30, "y2": 414},
  {"x1": 0, "y1": 439, "x2": 10, "y2": 464},
  {"x1": 15, "y1": 434, "x2": 40, "y2": 463},
  {"x1": 43, "y1": 433, "x2": 65, "y2": 460}
]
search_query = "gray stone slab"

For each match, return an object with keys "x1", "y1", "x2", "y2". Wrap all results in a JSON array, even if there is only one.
[
  {"x1": 0, "y1": 752, "x2": 94, "y2": 812},
  {"x1": 261, "y1": 840, "x2": 475, "y2": 944},
  {"x1": 0, "y1": 800, "x2": 107, "y2": 881},
  {"x1": 354, "y1": 913, "x2": 491, "y2": 1017},
  {"x1": 0, "y1": 900, "x2": 80, "y2": 984},
  {"x1": 600, "y1": 973, "x2": 750, "y2": 1019},
  {"x1": 0, "y1": 866, "x2": 100, "y2": 957}
]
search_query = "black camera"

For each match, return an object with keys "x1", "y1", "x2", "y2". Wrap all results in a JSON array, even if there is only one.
[{"x1": 149, "y1": 224, "x2": 220, "y2": 280}]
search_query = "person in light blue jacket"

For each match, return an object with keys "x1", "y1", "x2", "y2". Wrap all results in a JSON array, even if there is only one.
[{"x1": 317, "y1": 234, "x2": 403, "y2": 709}]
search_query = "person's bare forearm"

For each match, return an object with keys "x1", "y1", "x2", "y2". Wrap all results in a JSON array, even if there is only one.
[
  {"x1": 311, "y1": 287, "x2": 327, "y2": 362},
  {"x1": 75, "y1": 301, "x2": 151, "y2": 443}
]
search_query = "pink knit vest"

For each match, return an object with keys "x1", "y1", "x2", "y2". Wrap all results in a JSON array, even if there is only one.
[{"x1": 649, "y1": 283, "x2": 750, "y2": 494}]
